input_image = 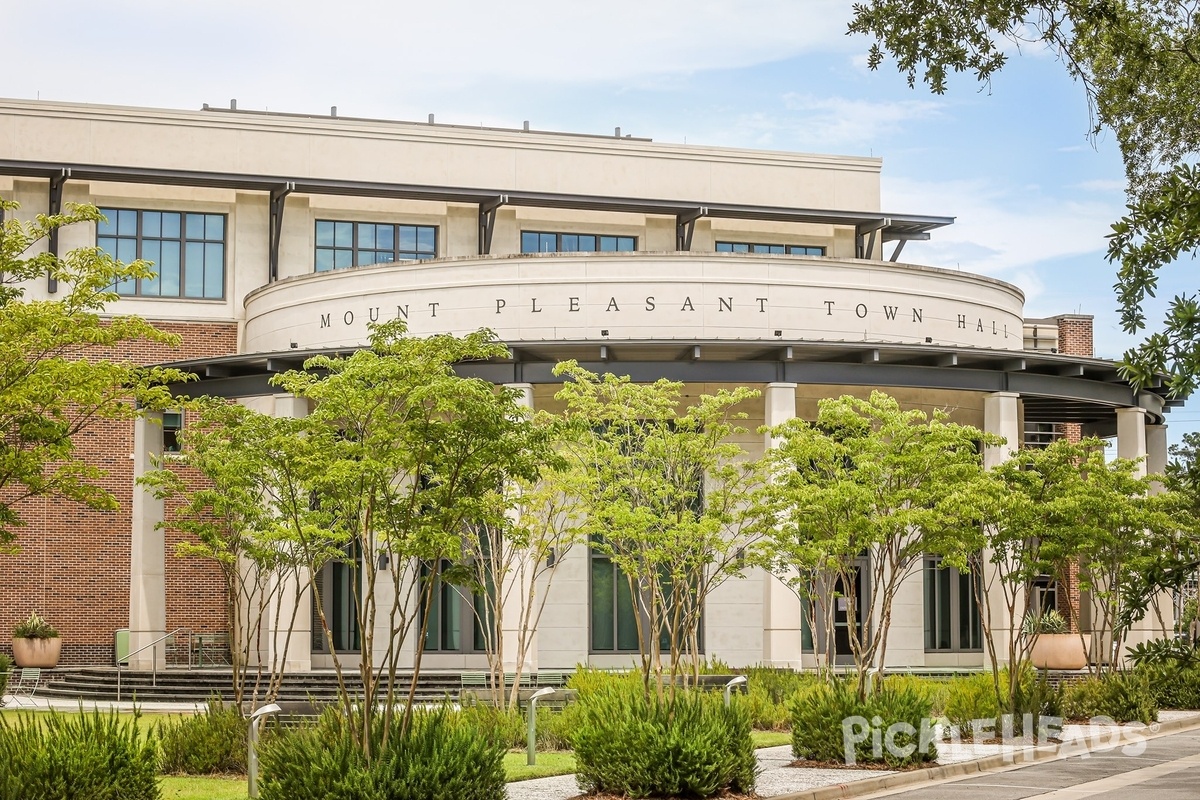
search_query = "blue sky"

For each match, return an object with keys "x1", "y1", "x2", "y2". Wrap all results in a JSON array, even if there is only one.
[{"x1": 5, "y1": 0, "x2": 1195, "y2": 444}]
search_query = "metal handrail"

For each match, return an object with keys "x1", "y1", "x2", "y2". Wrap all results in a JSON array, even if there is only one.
[{"x1": 117, "y1": 627, "x2": 188, "y2": 702}]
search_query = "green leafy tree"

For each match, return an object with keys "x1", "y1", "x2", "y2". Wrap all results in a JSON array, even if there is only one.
[
  {"x1": 270, "y1": 320, "x2": 552, "y2": 757},
  {"x1": 758, "y1": 391, "x2": 993, "y2": 701},
  {"x1": 554, "y1": 363, "x2": 765, "y2": 693},
  {"x1": 0, "y1": 199, "x2": 185, "y2": 547},
  {"x1": 464, "y1": 429, "x2": 586, "y2": 709},
  {"x1": 140, "y1": 399, "x2": 318, "y2": 708},
  {"x1": 848, "y1": 1, "x2": 1200, "y2": 392}
]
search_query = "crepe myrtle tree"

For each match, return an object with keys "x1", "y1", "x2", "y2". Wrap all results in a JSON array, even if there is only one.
[
  {"x1": 0, "y1": 199, "x2": 186, "y2": 548},
  {"x1": 848, "y1": 1, "x2": 1200, "y2": 394},
  {"x1": 463, "y1": 432, "x2": 586, "y2": 709},
  {"x1": 758, "y1": 391, "x2": 994, "y2": 702},
  {"x1": 553, "y1": 361, "x2": 765, "y2": 694},
  {"x1": 270, "y1": 319, "x2": 553, "y2": 757},
  {"x1": 140, "y1": 399, "x2": 319, "y2": 709}
]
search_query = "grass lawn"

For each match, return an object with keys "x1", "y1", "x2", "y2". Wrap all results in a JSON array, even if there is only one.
[
  {"x1": 751, "y1": 730, "x2": 792, "y2": 748},
  {"x1": 160, "y1": 776, "x2": 248, "y2": 800},
  {"x1": 504, "y1": 750, "x2": 576, "y2": 781}
]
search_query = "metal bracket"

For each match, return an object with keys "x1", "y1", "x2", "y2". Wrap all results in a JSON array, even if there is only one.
[
  {"x1": 675, "y1": 207, "x2": 706, "y2": 251},
  {"x1": 478, "y1": 195, "x2": 507, "y2": 255},
  {"x1": 855, "y1": 218, "x2": 889, "y2": 260},
  {"x1": 888, "y1": 239, "x2": 906, "y2": 262},
  {"x1": 47, "y1": 169, "x2": 69, "y2": 293},
  {"x1": 268, "y1": 182, "x2": 295, "y2": 283}
]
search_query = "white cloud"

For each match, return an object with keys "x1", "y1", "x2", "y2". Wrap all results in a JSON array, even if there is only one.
[
  {"x1": 780, "y1": 94, "x2": 944, "y2": 147},
  {"x1": 2, "y1": 0, "x2": 856, "y2": 115},
  {"x1": 1073, "y1": 179, "x2": 1126, "y2": 193},
  {"x1": 881, "y1": 176, "x2": 1121, "y2": 304}
]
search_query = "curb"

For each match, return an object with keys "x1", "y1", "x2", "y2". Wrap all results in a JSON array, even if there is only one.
[{"x1": 770, "y1": 714, "x2": 1200, "y2": 800}]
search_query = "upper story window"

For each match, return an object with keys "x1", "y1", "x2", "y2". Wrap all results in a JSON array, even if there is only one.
[
  {"x1": 521, "y1": 231, "x2": 636, "y2": 254},
  {"x1": 716, "y1": 241, "x2": 825, "y2": 256},
  {"x1": 98, "y1": 208, "x2": 226, "y2": 300},
  {"x1": 315, "y1": 221, "x2": 437, "y2": 272}
]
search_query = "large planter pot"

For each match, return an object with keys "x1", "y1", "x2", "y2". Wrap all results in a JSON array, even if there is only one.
[
  {"x1": 12, "y1": 636, "x2": 62, "y2": 668},
  {"x1": 1029, "y1": 633, "x2": 1087, "y2": 670}
]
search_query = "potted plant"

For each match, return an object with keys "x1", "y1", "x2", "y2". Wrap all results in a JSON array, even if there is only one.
[
  {"x1": 1025, "y1": 609, "x2": 1086, "y2": 670},
  {"x1": 12, "y1": 611, "x2": 62, "y2": 668}
]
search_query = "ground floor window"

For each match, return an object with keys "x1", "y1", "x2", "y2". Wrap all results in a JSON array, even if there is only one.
[
  {"x1": 589, "y1": 544, "x2": 703, "y2": 653},
  {"x1": 312, "y1": 540, "x2": 362, "y2": 653},
  {"x1": 924, "y1": 557, "x2": 983, "y2": 652}
]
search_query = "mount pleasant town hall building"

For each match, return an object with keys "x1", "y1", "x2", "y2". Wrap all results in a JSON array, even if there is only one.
[{"x1": 0, "y1": 99, "x2": 1177, "y2": 674}]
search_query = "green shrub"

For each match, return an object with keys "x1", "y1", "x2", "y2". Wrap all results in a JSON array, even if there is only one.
[
  {"x1": 0, "y1": 709, "x2": 159, "y2": 800},
  {"x1": 0, "y1": 654, "x2": 10, "y2": 697},
  {"x1": 944, "y1": 673, "x2": 1002, "y2": 732},
  {"x1": 1138, "y1": 663, "x2": 1200, "y2": 709},
  {"x1": 884, "y1": 675, "x2": 951, "y2": 718},
  {"x1": 12, "y1": 612, "x2": 58, "y2": 640},
  {"x1": 573, "y1": 681, "x2": 757, "y2": 798},
  {"x1": 1061, "y1": 673, "x2": 1157, "y2": 723},
  {"x1": 790, "y1": 680, "x2": 934, "y2": 768},
  {"x1": 258, "y1": 706, "x2": 505, "y2": 800},
  {"x1": 159, "y1": 699, "x2": 246, "y2": 774},
  {"x1": 457, "y1": 699, "x2": 577, "y2": 751}
]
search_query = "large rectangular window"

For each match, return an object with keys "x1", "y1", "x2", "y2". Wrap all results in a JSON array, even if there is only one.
[
  {"x1": 420, "y1": 559, "x2": 464, "y2": 652},
  {"x1": 924, "y1": 557, "x2": 983, "y2": 651},
  {"x1": 716, "y1": 241, "x2": 825, "y2": 256},
  {"x1": 590, "y1": 546, "x2": 641, "y2": 652},
  {"x1": 315, "y1": 221, "x2": 437, "y2": 271},
  {"x1": 98, "y1": 208, "x2": 226, "y2": 299},
  {"x1": 521, "y1": 231, "x2": 636, "y2": 254}
]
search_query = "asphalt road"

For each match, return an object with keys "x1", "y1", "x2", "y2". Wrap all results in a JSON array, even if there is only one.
[{"x1": 860, "y1": 726, "x2": 1200, "y2": 800}]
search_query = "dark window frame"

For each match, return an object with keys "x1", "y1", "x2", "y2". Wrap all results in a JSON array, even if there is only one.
[
  {"x1": 520, "y1": 230, "x2": 637, "y2": 254},
  {"x1": 715, "y1": 241, "x2": 825, "y2": 256},
  {"x1": 97, "y1": 207, "x2": 227, "y2": 300},
  {"x1": 163, "y1": 410, "x2": 184, "y2": 454},
  {"x1": 923, "y1": 556, "x2": 984, "y2": 653},
  {"x1": 315, "y1": 220, "x2": 438, "y2": 272}
]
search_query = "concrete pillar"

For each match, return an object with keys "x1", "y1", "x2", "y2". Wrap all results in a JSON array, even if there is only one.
[
  {"x1": 982, "y1": 392, "x2": 1023, "y2": 668},
  {"x1": 502, "y1": 383, "x2": 536, "y2": 673},
  {"x1": 266, "y1": 394, "x2": 312, "y2": 672},
  {"x1": 762, "y1": 383, "x2": 805, "y2": 669},
  {"x1": 129, "y1": 411, "x2": 166, "y2": 670},
  {"x1": 1146, "y1": 423, "x2": 1168, "y2": 494},
  {"x1": 982, "y1": 392, "x2": 1020, "y2": 469},
  {"x1": 1116, "y1": 407, "x2": 1148, "y2": 477}
]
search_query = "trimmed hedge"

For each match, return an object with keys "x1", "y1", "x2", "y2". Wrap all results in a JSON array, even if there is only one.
[
  {"x1": 0, "y1": 709, "x2": 159, "y2": 800},
  {"x1": 257, "y1": 706, "x2": 505, "y2": 800},
  {"x1": 573, "y1": 680, "x2": 757, "y2": 798}
]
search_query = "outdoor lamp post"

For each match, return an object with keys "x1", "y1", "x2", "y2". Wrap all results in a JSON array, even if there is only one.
[
  {"x1": 724, "y1": 675, "x2": 747, "y2": 707},
  {"x1": 527, "y1": 687, "x2": 556, "y2": 765},
  {"x1": 248, "y1": 703, "x2": 282, "y2": 799}
]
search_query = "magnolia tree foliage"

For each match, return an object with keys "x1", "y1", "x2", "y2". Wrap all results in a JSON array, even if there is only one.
[
  {"x1": 554, "y1": 362, "x2": 765, "y2": 693},
  {"x1": 757, "y1": 391, "x2": 994, "y2": 701},
  {"x1": 0, "y1": 200, "x2": 185, "y2": 547},
  {"x1": 848, "y1": 1, "x2": 1200, "y2": 393},
  {"x1": 140, "y1": 400, "x2": 316, "y2": 708}
]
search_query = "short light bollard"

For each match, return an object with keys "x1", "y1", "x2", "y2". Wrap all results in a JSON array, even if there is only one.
[
  {"x1": 248, "y1": 703, "x2": 282, "y2": 800},
  {"x1": 527, "y1": 687, "x2": 556, "y2": 766},
  {"x1": 724, "y1": 675, "x2": 747, "y2": 708}
]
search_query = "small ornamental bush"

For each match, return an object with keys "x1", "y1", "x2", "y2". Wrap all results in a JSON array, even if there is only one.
[
  {"x1": 0, "y1": 709, "x2": 159, "y2": 800},
  {"x1": 0, "y1": 654, "x2": 10, "y2": 697},
  {"x1": 790, "y1": 679, "x2": 935, "y2": 768},
  {"x1": 573, "y1": 681, "x2": 757, "y2": 798},
  {"x1": 944, "y1": 672, "x2": 1002, "y2": 732},
  {"x1": 257, "y1": 706, "x2": 505, "y2": 800},
  {"x1": 12, "y1": 612, "x2": 57, "y2": 639},
  {"x1": 1061, "y1": 673, "x2": 1157, "y2": 723},
  {"x1": 159, "y1": 698, "x2": 247, "y2": 774}
]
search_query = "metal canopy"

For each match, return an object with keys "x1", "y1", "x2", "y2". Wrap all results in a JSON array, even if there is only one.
[
  {"x1": 0, "y1": 159, "x2": 953, "y2": 257},
  {"x1": 159, "y1": 339, "x2": 1174, "y2": 435}
]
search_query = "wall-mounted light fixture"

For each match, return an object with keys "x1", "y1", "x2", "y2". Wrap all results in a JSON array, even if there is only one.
[
  {"x1": 546, "y1": 548, "x2": 557, "y2": 568},
  {"x1": 377, "y1": 552, "x2": 390, "y2": 570}
]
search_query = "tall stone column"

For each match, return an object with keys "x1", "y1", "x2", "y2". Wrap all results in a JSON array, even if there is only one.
[
  {"x1": 129, "y1": 411, "x2": 166, "y2": 670},
  {"x1": 761, "y1": 383, "x2": 805, "y2": 669},
  {"x1": 502, "y1": 383, "x2": 537, "y2": 673},
  {"x1": 1146, "y1": 423, "x2": 1167, "y2": 492},
  {"x1": 982, "y1": 392, "x2": 1022, "y2": 667},
  {"x1": 1116, "y1": 407, "x2": 1148, "y2": 477},
  {"x1": 1118, "y1": 410, "x2": 1172, "y2": 643},
  {"x1": 266, "y1": 394, "x2": 312, "y2": 672}
]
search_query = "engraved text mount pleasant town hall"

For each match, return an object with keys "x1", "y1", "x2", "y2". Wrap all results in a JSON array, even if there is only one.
[{"x1": 315, "y1": 292, "x2": 1019, "y2": 343}]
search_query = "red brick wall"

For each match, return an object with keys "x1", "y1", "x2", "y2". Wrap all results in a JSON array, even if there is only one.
[
  {"x1": 0, "y1": 321, "x2": 237, "y2": 666},
  {"x1": 1053, "y1": 315, "x2": 1092, "y2": 631}
]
